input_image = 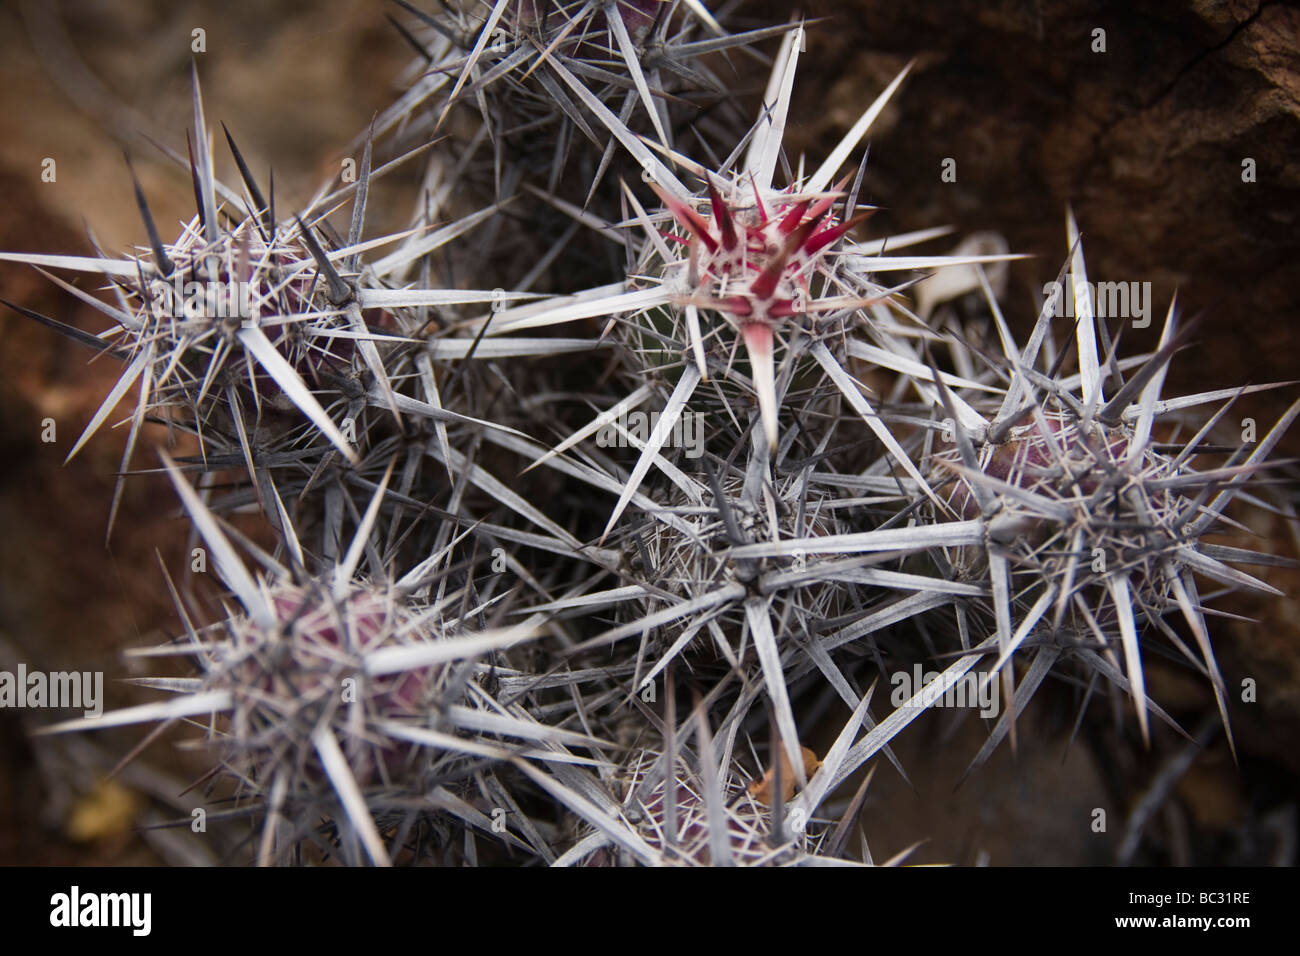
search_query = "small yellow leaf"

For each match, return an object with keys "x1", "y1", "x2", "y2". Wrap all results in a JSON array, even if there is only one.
[{"x1": 65, "y1": 778, "x2": 139, "y2": 843}]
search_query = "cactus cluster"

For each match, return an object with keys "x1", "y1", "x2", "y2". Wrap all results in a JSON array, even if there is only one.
[{"x1": 4, "y1": 3, "x2": 1296, "y2": 866}]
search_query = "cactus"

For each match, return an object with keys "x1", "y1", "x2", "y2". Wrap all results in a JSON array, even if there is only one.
[
  {"x1": 909, "y1": 215, "x2": 1300, "y2": 767},
  {"x1": 3, "y1": 7, "x2": 1296, "y2": 868}
]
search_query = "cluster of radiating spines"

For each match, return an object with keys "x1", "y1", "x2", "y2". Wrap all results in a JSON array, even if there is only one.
[
  {"x1": 36, "y1": 457, "x2": 612, "y2": 866},
  {"x1": 379, "y1": 1, "x2": 793, "y2": 201},
  {"x1": 900, "y1": 214, "x2": 1300, "y2": 760},
  {"x1": 573, "y1": 745, "x2": 823, "y2": 866},
  {"x1": 619, "y1": 171, "x2": 883, "y2": 449},
  {"x1": 584, "y1": 438, "x2": 955, "y2": 687},
  {"x1": 0, "y1": 65, "x2": 575, "y2": 559},
  {"x1": 456, "y1": 26, "x2": 1019, "y2": 565},
  {"x1": 625, "y1": 459, "x2": 845, "y2": 600},
  {"x1": 504, "y1": 382, "x2": 1000, "y2": 801},
  {"x1": 625, "y1": 176, "x2": 1016, "y2": 456},
  {"x1": 556, "y1": 667, "x2": 927, "y2": 867}
]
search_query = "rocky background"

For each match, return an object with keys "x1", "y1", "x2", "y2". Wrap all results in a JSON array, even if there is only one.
[{"x1": 0, "y1": 0, "x2": 1295, "y2": 865}]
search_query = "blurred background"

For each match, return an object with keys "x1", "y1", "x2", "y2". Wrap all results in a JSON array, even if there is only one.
[{"x1": 0, "y1": 0, "x2": 1296, "y2": 864}]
